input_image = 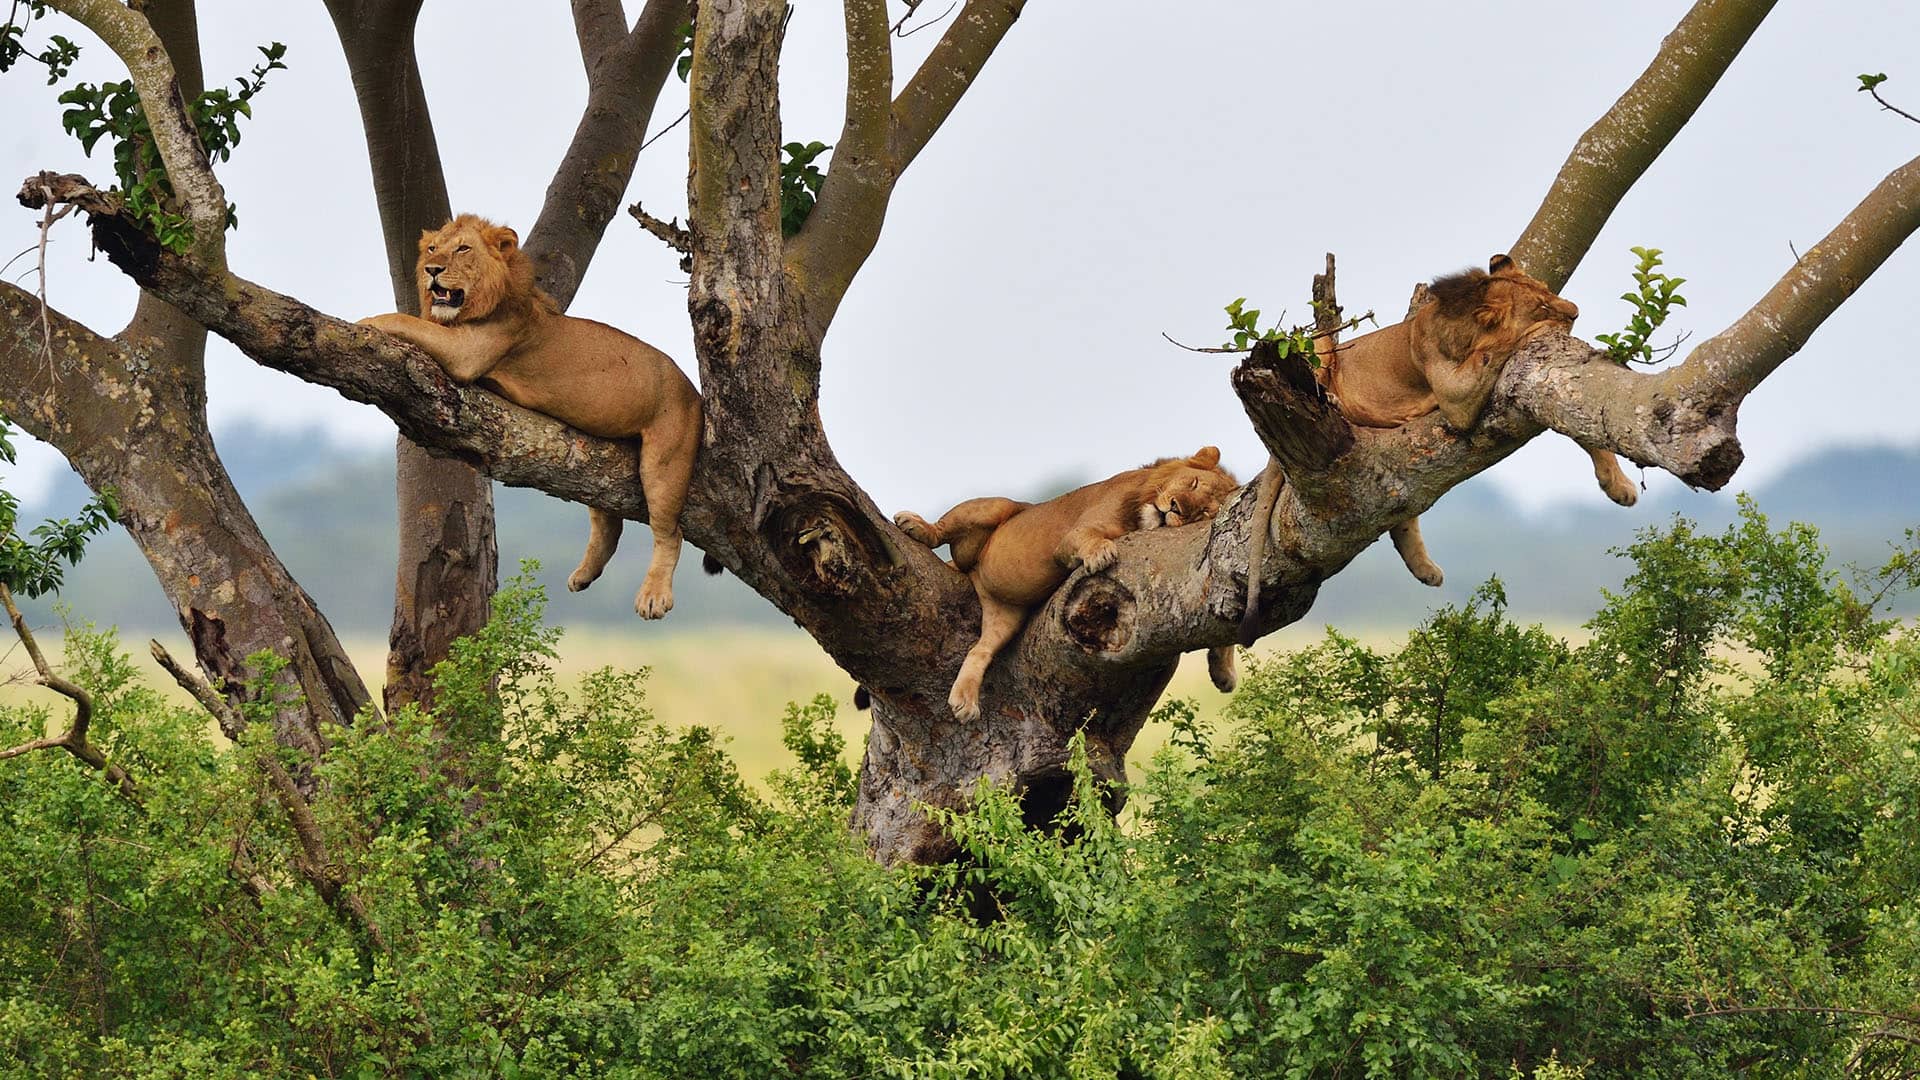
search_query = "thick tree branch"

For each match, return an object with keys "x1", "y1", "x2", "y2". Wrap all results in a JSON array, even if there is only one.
[
  {"x1": 784, "y1": 0, "x2": 1024, "y2": 334},
  {"x1": 781, "y1": 0, "x2": 892, "y2": 332},
  {"x1": 1509, "y1": 0, "x2": 1776, "y2": 289},
  {"x1": 887, "y1": 0, "x2": 1024, "y2": 175},
  {"x1": 531, "y1": 0, "x2": 694, "y2": 305},
  {"x1": 322, "y1": 0, "x2": 500, "y2": 714},
  {"x1": 44, "y1": 0, "x2": 228, "y2": 269},
  {"x1": 1672, "y1": 153, "x2": 1920, "y2": 402},
  {"x1": 1, "y1": 212, "x2": 373, "y2": 766}
]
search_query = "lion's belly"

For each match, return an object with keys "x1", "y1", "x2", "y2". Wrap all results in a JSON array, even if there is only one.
[
  {"x1": 490, "y1": 322, "x2": 696, "y2": 439},
  {"x1": 970, "y1": 516, "x2": 1073, "y2": 609}
]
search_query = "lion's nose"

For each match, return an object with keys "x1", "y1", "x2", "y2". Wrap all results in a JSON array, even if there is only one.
[{"x1": 424, "y1": 264, "x2": 445, "y2": 277}]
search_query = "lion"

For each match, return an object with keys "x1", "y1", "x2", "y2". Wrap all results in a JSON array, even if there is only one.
[
  {"x1": 895, "y1": 447, "x2": 1241, "y2": 721},
  {"x1": 1240, "y1": 255, "x2": 1634, "y2": 641},
  {"x1": 359, "y1": 214, "x2": 703, "y2": 619}
]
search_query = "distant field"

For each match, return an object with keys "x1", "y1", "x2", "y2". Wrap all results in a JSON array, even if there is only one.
[{"x1": 1, "y1": 621, "x2": 1422, "y2": 783}]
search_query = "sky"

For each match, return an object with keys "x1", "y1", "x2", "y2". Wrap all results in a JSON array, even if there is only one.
[{"x1": 3, "y1": 1, "x2": 1917, "y2": 521}]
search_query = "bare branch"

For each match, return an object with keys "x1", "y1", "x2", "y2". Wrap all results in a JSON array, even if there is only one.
[
  {"x1": 151, "y1": 638, "x2": 388, "y2": 951},
  {"x1": 783, "y1": 0, "x2": 1025, "y2": 333},
  {"x1": 0, "y1": 584, "x2": 139, "y2": 804},
  {"x1": 531, "y1": 0, "x2": 694, "y2": 305},
  {"x1": 1510, "y1": 0, "x2": 1776, "y2": 289},
  {"x1": 43, "y1": 0, "x2": 228, "y2": 269},
  {"x1": 628, "y1": 202, "x2": 694, "y2": 256},
  {"x1": 571, "y1": 0, "x2": 630, "y2": 71},
  {"x1": 888, "y1": 0, "x2": 1025, "y2": 175},
  {"x1": 1669, "y1": 152, "x2": 1920, "y2": 404},
  {"x1": 779, "y1": 0, "x2": 893, "y2": 330}
]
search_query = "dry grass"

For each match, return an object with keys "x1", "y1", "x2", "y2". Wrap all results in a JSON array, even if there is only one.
[{"x1": 0, "y1": 618, "x2": 1420, "y2": 783}]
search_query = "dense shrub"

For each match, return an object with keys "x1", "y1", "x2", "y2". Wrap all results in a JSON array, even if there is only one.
[{"x1": 1, "y1": 502, "x2": 1915, "y2": 1077}]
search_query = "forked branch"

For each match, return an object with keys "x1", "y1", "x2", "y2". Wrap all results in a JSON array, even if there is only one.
[
  {"x1": 783, "y1": 0, "x2": 1026, "y2": 330},
  {"x1": 0, "y1": 583, "x2": 139, "y2": 804},
  {"x1": 1509, "y1": 0, "x2": 1777, "y2": 289},
  {"x1": 43, "y1": 0, "x2": 228, "y2": 268}
]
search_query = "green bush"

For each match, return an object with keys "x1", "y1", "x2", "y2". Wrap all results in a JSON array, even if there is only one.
[{"x1": 1, "y1": 504, "x2": 1916, "y2": 1077}]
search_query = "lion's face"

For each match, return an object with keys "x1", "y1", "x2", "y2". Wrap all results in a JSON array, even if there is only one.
[
  {"x1": 416, "y1": 215, "x2": 526, "y2": 324},
  {"x1": 1144, "y1": 446, "x2": 1240, "y2": 529},
  {"x1": 1426, "y1": 254, "x2": 1579, "y2": 361}
]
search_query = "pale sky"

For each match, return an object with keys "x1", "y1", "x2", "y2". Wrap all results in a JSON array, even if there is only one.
[{"x1": 4, "y1": 1, "x2": 1917, "y2": 519}]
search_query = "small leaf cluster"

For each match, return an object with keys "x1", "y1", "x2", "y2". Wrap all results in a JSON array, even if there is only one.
[
  {"x1": 779, "y1": 139, "x2": 831, "y2": 238},
  {"x1": 1222, "y1": 297, "x2": 1371, "y2": 366},
  {"x1": 1858, "y1": 72, "x2": 1889, "y2": 92},
  {"x1": 0, "y1": 1, "x2": 75, "y2": 84},
  {"x1": 53, "y1": 42, "x2": 287, "y2": 251},
  {"x1": 674, "y1": 19, "x2": 694, "y2": 81},
  {"x1": 1593, "y1": 245, "x2": 1688, "y2": 365},
  {"x1": 0, "y1": 417, "x2": 117, "y2": 598}
]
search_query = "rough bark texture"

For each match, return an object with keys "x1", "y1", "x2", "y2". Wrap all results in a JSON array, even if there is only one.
[
  {"x1": 1, "y1": 267, "x2": 369, "y2": 771},
  {"x1": 15, "y1": 0, "x2": 1919, "y2": 866}
]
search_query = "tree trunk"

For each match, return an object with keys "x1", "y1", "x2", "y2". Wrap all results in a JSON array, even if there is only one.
[
  {"x1": 323, "y1": 0, "x2": 497, "y2": 713},
  {"x1": 3, "y1": 3, "x2": 370, "y2": 775}
]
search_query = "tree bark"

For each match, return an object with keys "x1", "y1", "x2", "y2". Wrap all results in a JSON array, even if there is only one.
[{"x1": 323, "y1": 0, "x2": 498, "y2": 714}]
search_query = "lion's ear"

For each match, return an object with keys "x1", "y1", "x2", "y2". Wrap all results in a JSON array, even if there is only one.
[
  {"x1": 1475, "y1": 298, "x2": 1512, "y2": 328},
  {"x1": 1189, "y1": 446, "x2": 1221, "y2": 469},
  {"x1": 1488, "y1": 253, "x2": 1516, "y2": 275},
  {"x1": 487, "y1": 225, "x2": 520, "y2": 253}
]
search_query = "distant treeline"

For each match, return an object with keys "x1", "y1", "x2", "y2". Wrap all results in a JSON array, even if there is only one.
[{"x1": 17, "y1": 426, "x2": 1920, "y2": 633}]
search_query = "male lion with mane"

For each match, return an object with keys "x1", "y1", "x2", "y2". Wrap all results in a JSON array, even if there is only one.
[
  {"x1": 1239, "y1": 254, "x2": 1635, "y2": 641},
  {"x1": 360, "y1": 214, "x2": 703, "y2": 619},
  {"x1": 895, "y1": 447, "x2": 1241, "y2": 721}
]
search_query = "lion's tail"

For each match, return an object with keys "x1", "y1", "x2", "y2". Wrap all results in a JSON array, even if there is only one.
[{"x1": 1238, "y1": 461, "x2": 1284, "y2": 647}]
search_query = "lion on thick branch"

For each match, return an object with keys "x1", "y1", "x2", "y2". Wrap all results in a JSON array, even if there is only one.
[{"x1": 359, "y1": 214, "x2": 703, "y2": 618}]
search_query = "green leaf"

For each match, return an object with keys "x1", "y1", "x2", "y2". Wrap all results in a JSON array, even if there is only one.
[{"x1": 1859, "y1": 72, "x2": 1889, "y2": 91}]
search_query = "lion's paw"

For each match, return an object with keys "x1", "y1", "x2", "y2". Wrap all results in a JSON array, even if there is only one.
[
  {"x1": 1207, "y1": 645, "x2": 1239, "y2": 694},
  {"x1": 634, "y1": 581, "x2": 675, "y2": 620},
  {"x1": 894, "y1": 512, "x2": 938, "y2": 547},
  {"x1": 1603, "y1": 477, "x2": 1639, "y2": 508},
  {"x1": 948, "y1": 679, "x2": 982, "y2": 722},
  {"x1": 1080, "y1": 539, "x2": 1118, "y2": 575},
  {"x1": 567, "y1": 565, "x2": 600, "y2": 593}
]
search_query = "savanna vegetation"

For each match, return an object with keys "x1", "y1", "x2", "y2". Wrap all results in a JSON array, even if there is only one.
[{"x1": 4, "y1": 503, "x2": 1916, "y2": 1077}]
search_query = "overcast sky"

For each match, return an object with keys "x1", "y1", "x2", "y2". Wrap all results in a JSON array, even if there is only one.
[{"x1": 3, "y1": 1, "x2": 1916, "y2": 520}]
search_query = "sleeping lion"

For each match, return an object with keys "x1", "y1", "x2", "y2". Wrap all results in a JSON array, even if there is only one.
[
  {"x1": 895, "y1": 447, "x2": 1241, "y2": 721},
  {"x1": 1243, "y1": 255, "x2": 1637, "y2": 640},
  {"x1": 359, "y1": 214, "x2": 703, "y2": 619}
]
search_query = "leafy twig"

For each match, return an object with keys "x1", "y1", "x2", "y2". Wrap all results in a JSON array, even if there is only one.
[
  {"x1": 1593, "y1": 246, "x2": 1688, "y2": 365},
  {"x1": 1858, "y1": 73, "x2": 1920, "y2": 126}
]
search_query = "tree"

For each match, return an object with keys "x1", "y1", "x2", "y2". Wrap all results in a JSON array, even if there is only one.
[{"x1": 2, "y1": 0, "x2": 1916, "y2": 863}]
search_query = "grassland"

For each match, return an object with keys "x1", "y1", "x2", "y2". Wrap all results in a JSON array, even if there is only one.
[{"x1": 2, "y1": 621, "x2": 1409, "y2": 783}]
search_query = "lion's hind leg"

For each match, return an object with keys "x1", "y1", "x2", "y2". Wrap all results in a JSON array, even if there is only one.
[
  {"x1": 949, "y1": 590, "x2": 1028, "y2": 722},
  {"x1": 896, "y1": 497, "x2": 1026, "y2": 574},
  {"x1": 633, "y1": 411, "x2": 700, "y2": 620},
  {"x1": 1389, "y1": 517, "x2": 1445, "y2": 587},
  {"x1": 568, "y1": 508, "x2": 624, "y2": 593},
  {"x1": 1585, "y1": 445, "x2": 1638, "y2": 507}
]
